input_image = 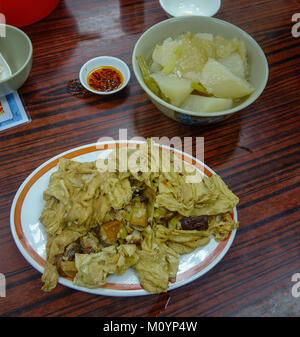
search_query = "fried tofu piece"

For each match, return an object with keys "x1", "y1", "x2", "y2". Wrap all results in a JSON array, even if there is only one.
[
  {"x1": 130, "y1": 202, "x2": 147, "y2": 227},
  {"x1": 74, "y1": 244, "x2": 138, "y2": 288},
  {"x1": 100, "y1": 220, "x2": 122, "y2": 244}
]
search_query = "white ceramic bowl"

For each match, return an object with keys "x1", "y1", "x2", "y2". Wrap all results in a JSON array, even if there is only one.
[
  {"x1": 0, "y1": 24, "x2": 33, "y2": 96},
  {"x1": 79, "y1": 56, "x2": 130, "y2": 95},
  {"x1": 159, "y1": 0, "x2": 221, "y2": 17},
  {"x1": 132, "y1": 16, "x2": 269, "y2": 125}
]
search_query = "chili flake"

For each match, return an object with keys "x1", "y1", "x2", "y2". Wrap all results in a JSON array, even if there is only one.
[{"x1": 87, "y1": 66, "x2": 124, "y2": 92}]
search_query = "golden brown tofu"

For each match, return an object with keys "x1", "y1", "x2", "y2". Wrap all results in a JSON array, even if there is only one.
[
  {"x1": 100, "y1": 220, "x2": 121, "y2": 243},
  {"x1": 54, "y1": 255, "x2": 77, "y2": 278},
  {"x1": 130, "y1": 203, "x2": 147, "y2": 227}
]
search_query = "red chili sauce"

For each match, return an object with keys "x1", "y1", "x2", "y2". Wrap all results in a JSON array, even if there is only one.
[{"x1": 87, "y1": 66, "x2": 124, "y2": 92}]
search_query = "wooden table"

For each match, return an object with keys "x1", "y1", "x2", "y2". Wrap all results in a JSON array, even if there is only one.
[{"x1": 1, "y1": 0, "x2": 299, "y2": 317}]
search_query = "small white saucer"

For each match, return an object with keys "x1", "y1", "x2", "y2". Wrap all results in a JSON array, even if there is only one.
[
  {"x1": 159, "y1": 0, "x2": 221, "y2": 18},
  {"x1": 79, "y1": 56, "x2": 130, "y2": 95}
]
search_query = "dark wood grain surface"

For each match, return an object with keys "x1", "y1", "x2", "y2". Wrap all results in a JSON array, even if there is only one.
[{"x1": 1, "y1": 0, "x2": 300, "y2": 317}]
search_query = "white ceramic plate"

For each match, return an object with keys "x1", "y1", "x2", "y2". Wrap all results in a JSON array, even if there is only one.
[{"x1": 10, "y1": 140, "x2": 237, "y2": 296}]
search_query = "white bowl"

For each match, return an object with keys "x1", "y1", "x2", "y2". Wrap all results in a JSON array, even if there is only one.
[
  {"x1": 159, "y1": 0, "x2": 221, "y2": 17},
  {"x1": 0, "y1": 24, "x2": 33, "y2": 96},
  {"x1": 79, "y1": 56, "x2": 130, "y2": 95},
  {"x1": 132, "y1": 16, "x2": 269, "y2": 125}
]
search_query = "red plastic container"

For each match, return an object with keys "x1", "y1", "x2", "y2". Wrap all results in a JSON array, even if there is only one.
[{"x1": 0, "y1": 0, "x2": 60, "y2": 27}]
